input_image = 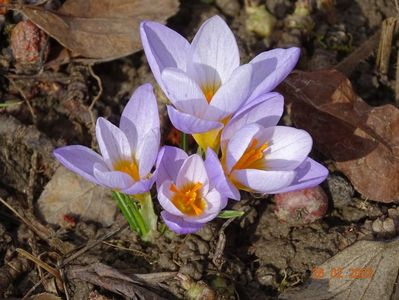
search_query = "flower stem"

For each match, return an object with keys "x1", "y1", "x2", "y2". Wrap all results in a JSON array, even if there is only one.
[
  {"x1": 112, "y1": 191, "x2": 158, "y2": 241},
  {"x1": 112, "y1": 191, "x2": 141, "y2": 234},
  {"x1": 180, "y1": 132, "x2": 188, "y2": 152}
]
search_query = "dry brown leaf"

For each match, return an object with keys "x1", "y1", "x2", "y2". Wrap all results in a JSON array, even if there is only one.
[
  {"x1": 20, "y1": 0, "x2": 179, "y2": 61},
  {"x1": 279, "y1": 69, "x2": 399, "y2": 203},
  {"x1": 29, "y1": 293, "x2": 62, "y2": 300},
  {"x1": 37, "y1": 166, "x2": 117, "y2": 227},
  {"x1": 279, "y1": 238, "x2": 399, "y2": 300}
]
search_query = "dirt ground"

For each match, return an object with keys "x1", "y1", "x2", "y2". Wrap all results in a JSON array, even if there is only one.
[{"x1": 0, "y1": 0, "x2": 398, "y2": 299}]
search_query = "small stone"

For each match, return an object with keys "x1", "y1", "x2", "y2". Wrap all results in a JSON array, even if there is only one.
[
  {"x1": 274, "y1": 186, "x2": 328, "y2": 226},
  {"x1": 371, "y1": 218, "x2": 383, "y2": 233},
  {"x1": 382, "y1": 218, "x2": 396, "y2": 235},
  {"x1": 11, "y1": 20, "x2": 49, "y2": 65},
  {"x1": 216, "y1": 0, "x2": 240, "y2": 17}
]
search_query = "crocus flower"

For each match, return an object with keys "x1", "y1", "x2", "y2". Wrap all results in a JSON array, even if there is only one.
[
  {"x1": 54, "y1": 84, "x2": 160, "y2": 195},
  {"x1": 156, "y1": 146, "x2": 227, "y2": 234},
  {"x1": 204, "y1": 92, "x2": 328, "y2": 200},
  {"x1": 140, "y1": 15, "x2": 300, "y2": 151}
]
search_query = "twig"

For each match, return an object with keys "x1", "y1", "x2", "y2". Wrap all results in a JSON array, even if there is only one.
[
  {"x1": 87, "y1": 65, "x2": 103, "y2": 149},
  {"x1": 60, "y1": 223, "x2": 128, "y2": 267},
  {"x1": 335, "y1": 30, "x2": 381, "y2": 76},
  {"x1": 8, "y1": 78, "x2": 37, "y2": 123},
  {"x1": 376, "y1": 17, "x2": 397, "y2": 75}
]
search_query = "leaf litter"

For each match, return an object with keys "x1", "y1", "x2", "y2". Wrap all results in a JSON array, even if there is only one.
[
  {"x1": 279, "y1": 69, "x2": 399, "y2": 203},
  {"x1": 279, "y1": 238, "x2": 399, "y2": 300},
  {"x1": 19, "y1": 0, "x2": 179, "y2": 61}
]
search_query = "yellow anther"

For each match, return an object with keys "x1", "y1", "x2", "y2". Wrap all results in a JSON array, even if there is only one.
[
  {"x1": 114, "y1": 159, "x2": 140, "y2": 181},
  {"x1": 232, "y1": 139, "x2": 268, "y2": 171},
  {"x1": 170, "y1": 182, "x2": 206, "y2": 216},
  {"x1": 201, "y1": 82, "x2": 221, "y2": 103}
]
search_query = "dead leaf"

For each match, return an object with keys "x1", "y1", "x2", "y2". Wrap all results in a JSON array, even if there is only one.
[
  {"x1": 20, "y1": 0, "x2": 179, "y2": 61},
  {"x1": 279, "y1": 69, "x2": 399, "y2": 203},
  {"x1": 29, "y1": 293, "x2": 62, "y2": 300},
  {"x1": 279, "y1": 238, "x2": 399, "y2": 300},
  {"x1": 37, "y1": 166, "x2": 117, "y2": 227}
]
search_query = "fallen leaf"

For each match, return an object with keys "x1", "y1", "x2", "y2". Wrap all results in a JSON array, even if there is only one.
[
  {"x1": 279, "y1": 238, "x2": 399, "y2": 300},
  {"x1": 37, "y1": 166, "x2": 117, "y2": 227},
  {"x1": 279, "y1": 69, "x2": 399, "y2": 203},
  {"x1": 29, "y1": 293, "x2": 62, "y2": 300},
  {"x1": 20, "y1": 0, "x2": 179, "y2": 61}
]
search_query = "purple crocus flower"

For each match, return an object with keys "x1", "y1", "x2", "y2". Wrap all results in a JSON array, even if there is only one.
[
  {"x1": 53, "y1": 84, "x2": 160, "y2": 195},
  {"x1": 156, "y1": 146, "x2": 227, "y2": 234},
  {"x1": 140, "y1": 15, "x2": 300, "y2": 150},
  {"x1": 204, "y1": 92, "x2": 328, "y2": 200}
]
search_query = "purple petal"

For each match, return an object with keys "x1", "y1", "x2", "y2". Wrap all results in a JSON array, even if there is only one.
[
  {"x1": 161, "y1": 68, "x2": 208, "y2": 116},
  {"x1": 93, "y1": 163, "x2": 134, "y2": 190},
  {"x1": 167, "y1": 105, "x2": 222, "y2": 134},
  {"x1": 161, "y1": 211, "x2": 204, "y2": 234},
  {"x1": 204, "y1": 64, "x2": 252, "y2": 121},
  {"x1": 205, "y1": 148, "x2": 240, "y2": 200},
  {"x1": 121, "y1": 176, "x2": 156, "y2": 195},
  {"x1": 232, "y1": 168, "x2": 296, "y2": 194},
  {"x1": 273, "y1": 158, "x2": 328, "y2": 193},
  {"x1": 176, "y1": 154, "x2": 209, "y2": 194},
  {"x1": 158, "y1": 180, "x2": 184, "y2": 216},
  {"x1": 120, "y1": 83, "x2": 159, "y2": 150},
  {"x1": 188, "y1": 15, "x2": 239, "y2": 86},
  {"x1": 258, "y1": 126, "x2": 312, "y2": 171},
  {"x1": 248, "y1": 47, "x2": 300, "y2": 101},
  {"x1": 53, "y1": 145, "x2": 106, "y2": 185},
  {"x1": 225, "y1": 124, "x2": 261, "y2": 173},
  {"x1": 155, "y1": 146, "x2": 188, "y2": 189},
  {"x1": 96, "y1": 117, "x2": 132, "y2": 169},
  {"x1": 140, "y1": 21, "x2": 190, "y2": 91},
  {"x1": 222, "y1": 93, "x2": 284, "y2": 145},
  {"x1": 136, "y1": 129, "x2": 160, "y2": 178}
]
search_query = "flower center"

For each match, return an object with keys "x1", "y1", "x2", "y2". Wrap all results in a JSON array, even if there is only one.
[
  {"x1": 232, "y1": 139, "x2": 268, "y2": 171},
  {"x1": 201, "y1": 82, "x2": 221, "y2": 103},
  {"x1": 114, "y1": 159, "x2": 140, "y2": 181},
  {"x1": 170, "y1": 182, "x2": 206, "y2": 216}
]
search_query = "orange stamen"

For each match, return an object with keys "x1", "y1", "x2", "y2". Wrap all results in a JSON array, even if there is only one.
[
  {"x1": 232, "y1": 139, "x2": 268, "y2": 171},
  {"x1": 169, "y1": 182, "x2": 206, "y2": 216},
  {"x1": 201, "y1": 82, "x2": 221, "y2": 103},
  {"x1": 114, "y1": 159, "x2": 140, "y2": 181}
]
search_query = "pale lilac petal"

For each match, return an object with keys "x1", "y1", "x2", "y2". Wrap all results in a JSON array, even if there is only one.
[
  {"x1": 96, "y1": 117, "x2": 132, "y2": 169},
  {"x1": 274, "y1": 158, "x2": 328, "y2": 193},
  {"x1": 188, "y1": 15, "x2": 239, "y2": 86},
  {"x1": 93, "y1": 163, "x2": 134, "y2": 190},
  {"x1": 205, "y1": 148, "x2": 240, "y2": 200},
  {"x1": 167, "y1": 105, "x2": 222, "y2": 134},
  {"x1": 120, "y1": 83, "x2": 159, "y2": 150},
  {"x1": 225, "y1": 124, "x2": 262, "y2": 173},
  {"x1": 232, "y1": 168, "x2": 296, "y2": 194},
  {"x1": 222, "y1": 93, "x2": 284, "y2": 146},
  {"x1": 258, "y1": 126, "x2": 312, "y2": 170},
  {"x1": 122, "y1": 176, "x2": 156, "y2": 195},
  {"x1": 140, "y1": 21, "x2": 190, "y2": 90},
  {"x1": 136, "y1": 129, "x2": 160, "y2": 178},
  {"x1": 156, "y1": 146, "x2": 188, "y2": 189},
  {"x1": 53, "y1": 145, "x2": 106, "y2": 185},
  {"x1": 248, "y1": 47, "x2": 300, "y2": 100},
  {"x1": 204, "y1": 64, "x2": 252, "y2": 121},
  {"x1": 161, "y1": 68, "x2": 208, "y2": 116},
  {"x1": 176, "y1": 154, "x2": 209, "y2": 194},
  {"x1": 183, "y1": 188, "x2": 225, "y2": 223},
  {"x1": 158, "y1": 180, "x2": 184, "y2": 217},
  {"x1": 161, "y1": 211, "x2": 204, "y2": 234}
]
